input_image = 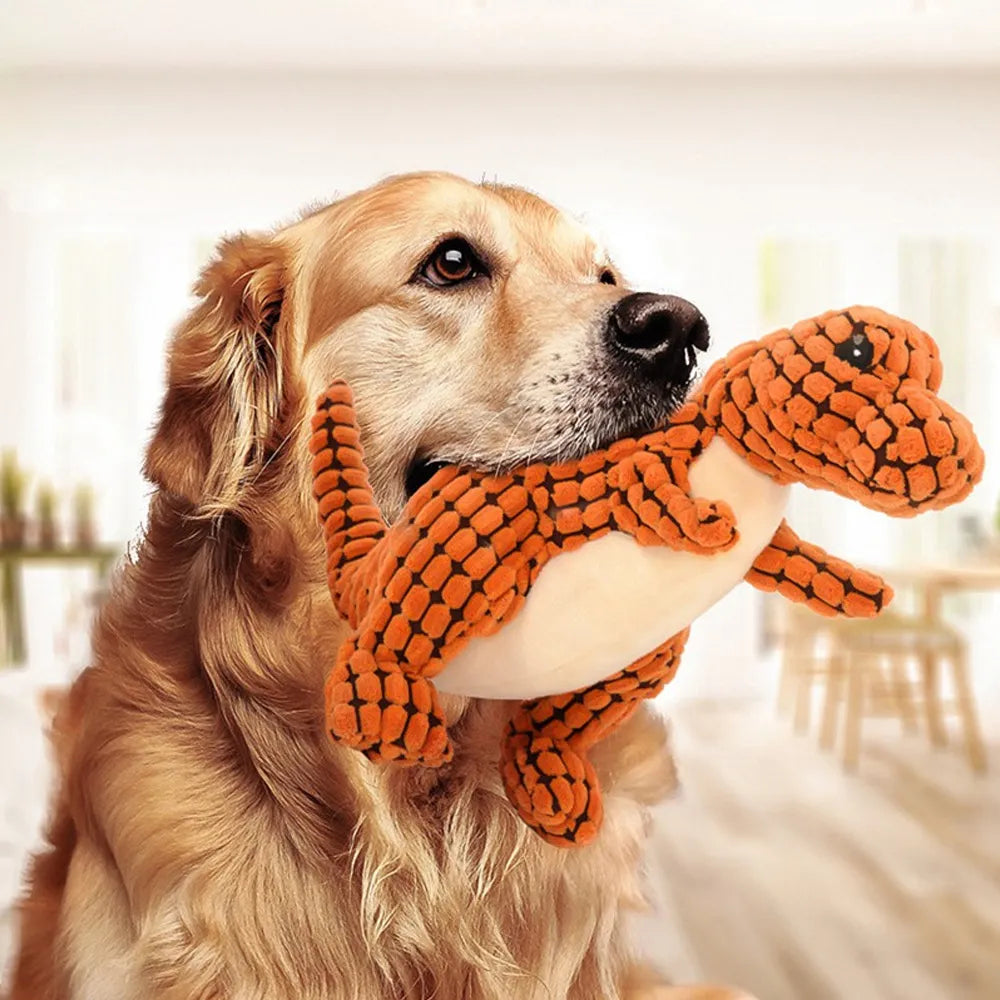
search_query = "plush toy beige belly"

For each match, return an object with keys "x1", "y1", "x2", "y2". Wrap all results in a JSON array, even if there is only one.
[
  {"x1": 435, "y1": 439, "x2": 790, "y2": 698},
  {"x1": 310, "y1": 306, "x2": 984, "y2": 846}
]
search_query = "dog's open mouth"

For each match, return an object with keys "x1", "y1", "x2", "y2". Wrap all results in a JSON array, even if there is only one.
[{"x1": 404, "y1": 457, "x2": 451, "y2": 497}]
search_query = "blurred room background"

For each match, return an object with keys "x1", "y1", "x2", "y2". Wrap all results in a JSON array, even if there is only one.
[{"x1": 1, "y1": 2, "x2": 998, "y2": 997}]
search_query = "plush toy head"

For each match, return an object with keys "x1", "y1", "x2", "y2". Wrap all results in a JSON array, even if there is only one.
[{"x1": 702, "y1": 306, "x2": 983, "y2": 515}]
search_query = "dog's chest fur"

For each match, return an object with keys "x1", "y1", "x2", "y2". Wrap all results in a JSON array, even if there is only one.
[{"x1": 58, "y1": 679, "x2": 670, "y2": 1000}]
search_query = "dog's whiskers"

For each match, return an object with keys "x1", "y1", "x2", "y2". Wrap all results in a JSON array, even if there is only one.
[
  {"x1": 493, "y1": 411, "x2": 531, "y2": 478},
  {"x1": 449, "y1": 403, "x2": 519, "y2": 469}
]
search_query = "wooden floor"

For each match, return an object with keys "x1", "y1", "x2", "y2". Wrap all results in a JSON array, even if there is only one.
[{"x1": 636, "y1": 700, "x2": 1000, "y2": 1000}]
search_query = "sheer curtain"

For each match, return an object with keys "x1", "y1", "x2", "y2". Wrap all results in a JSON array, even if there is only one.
[{"x1": 2, "y1": 219, "x2": 206, "y2": 676}]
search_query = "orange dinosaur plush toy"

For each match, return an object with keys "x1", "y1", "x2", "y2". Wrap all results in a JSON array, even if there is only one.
[{"x1": 310, "y1": 306, "x2": 983, "y2": 847}]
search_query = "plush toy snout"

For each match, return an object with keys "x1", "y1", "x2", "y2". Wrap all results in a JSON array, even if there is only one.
[{"x1": 833, "y1": 383, "x2": 983, "y2": 516}]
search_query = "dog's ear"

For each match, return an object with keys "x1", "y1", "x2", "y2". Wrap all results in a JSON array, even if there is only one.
[{"x1": 145, "y1": 233, "x2": 290, "y2": 512}]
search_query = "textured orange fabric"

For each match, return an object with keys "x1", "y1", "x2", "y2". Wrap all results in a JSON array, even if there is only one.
[
  {"x1": 310, "y1": 391, "x2": 738, "y2": 771},
  {"x1": 310, "y1": 306, "x2": 983, "y2": 847}
]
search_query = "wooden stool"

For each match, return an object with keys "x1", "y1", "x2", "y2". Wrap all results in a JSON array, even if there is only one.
[
  {"x1": 773, "y1": 603, "x2": 844, "y2": 734},
  {"x1": 821, "y1": 613, "x2": 987, "y2": 774}
]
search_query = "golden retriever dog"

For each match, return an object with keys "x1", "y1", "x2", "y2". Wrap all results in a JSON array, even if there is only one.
[{"x1": 5, "y1": 172, "x2": 753, "y2": 1000}]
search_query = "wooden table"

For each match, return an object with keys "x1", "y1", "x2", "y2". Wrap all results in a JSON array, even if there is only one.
[
  {"x1": 0, "y1": 546, "x2": 120, "y2": 667},
  {"x1": 884, "y1": 560, "x2": 1000, "y2": 619}
]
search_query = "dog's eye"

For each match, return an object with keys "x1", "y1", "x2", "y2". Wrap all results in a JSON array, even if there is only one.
[
  {"x1": 599, "y1": 269, "x2": 617, "y2": 286},
  {"x1": 418, "y1": 238, "x2": 486, "y2": 288},
  {"x1": 834, "y1": 330, "x2": 875, "y2": 370}
]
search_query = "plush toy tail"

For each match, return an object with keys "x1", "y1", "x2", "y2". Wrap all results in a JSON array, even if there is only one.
[{"x1": 310, "y1": 381, "x2": 388, "y2": 617}]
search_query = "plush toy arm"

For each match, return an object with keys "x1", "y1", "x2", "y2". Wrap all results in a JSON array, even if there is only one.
[
  {"x1": 608, "y1": 452, "x2": 738, "y2": 553},
  {"x1": 746, "y1": 519, "x2": 893, "y2": 617},
  {"x1": 310, "y1": 382, "x2": 388, "y2": 616},
  {"x1": 499, "y1": 629, "x2": 689, "y2": 847}
]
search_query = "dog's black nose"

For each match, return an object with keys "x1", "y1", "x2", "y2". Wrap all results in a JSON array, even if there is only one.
[{"x1": 608, "y1": 293, "x2": 710, "y2": 370}]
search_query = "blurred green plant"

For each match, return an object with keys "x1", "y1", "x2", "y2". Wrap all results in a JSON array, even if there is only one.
[
  {"x1": 36, "y1": 481, "x2": 57, "y2": 523},
  {"x1": 36, "y1": 480, "x2": 58, "y2": 548},
  {"x1": 74, "y1": 483, "x2": 95, "y2": 523},
  {"x1": 73, "y1": 483, "x2": 97, "y2": 548},
  {"x1": 1, "y1": 450, "x2": 29, "y2": 518}
]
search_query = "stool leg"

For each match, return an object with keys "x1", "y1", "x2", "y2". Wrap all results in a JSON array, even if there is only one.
[
  {"x1": 921, "y1": 651, "x2": 948, "y2": 747},
  {"x1": 777, "y1": 638, "x2": 799, "y2": 716},
  {"x1": 891, "y1": 656, "x2": 919, "y2": 734},
  {"x1": 843, "y1": 655, "x2": 864, "y2": 771},
  {"x1": 949, "y1": 645, "x2": 987, "y2": 774},
  {"x1": 820, "y1": 654, "x2": 845, "y2": 751},
  {"x1": 793, "y1": 653, "x2": 813, "y2": 735}
]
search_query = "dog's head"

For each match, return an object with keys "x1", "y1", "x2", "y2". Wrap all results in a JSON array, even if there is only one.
[
  {"x1": 711, "y1": 306, "x2": 983, "y2": 515},
  {"x1": 146, "y1": 172, "x2": 709, "y2": 534}
]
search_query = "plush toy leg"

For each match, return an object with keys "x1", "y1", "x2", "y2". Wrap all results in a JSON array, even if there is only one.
[
  {"x1": 500, "y1": 629, "x2": 689, "y2": 847},
  {"x1": 746, "y1": 519, "x2": 893, "y2": 618},
  {"x1": 325, "y1": 639, "x2": 453, "y2": 767}
]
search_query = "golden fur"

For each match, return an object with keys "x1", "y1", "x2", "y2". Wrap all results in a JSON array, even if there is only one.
[{"x1": 5, "y1": 173, "x2": 752, "y2": 1000}]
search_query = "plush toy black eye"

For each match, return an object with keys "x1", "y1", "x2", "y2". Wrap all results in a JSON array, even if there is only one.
[
  {"x1": 834, "y1": 331, "x2": 875, "y2": 370},
  {"x1": 599, "y1": 269, "x2": 617, "y2": 285}
]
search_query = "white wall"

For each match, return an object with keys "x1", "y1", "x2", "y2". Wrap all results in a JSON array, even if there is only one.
[
  {"x1": 1, "y1": 69, "x2": 998, "y2": 698},
  {"x1": 5, "y1": 1, "x2": 1000, "y2": 73},
  {"x1": 4, "y1": 70, "x2": 1000, "y2": 233}
]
